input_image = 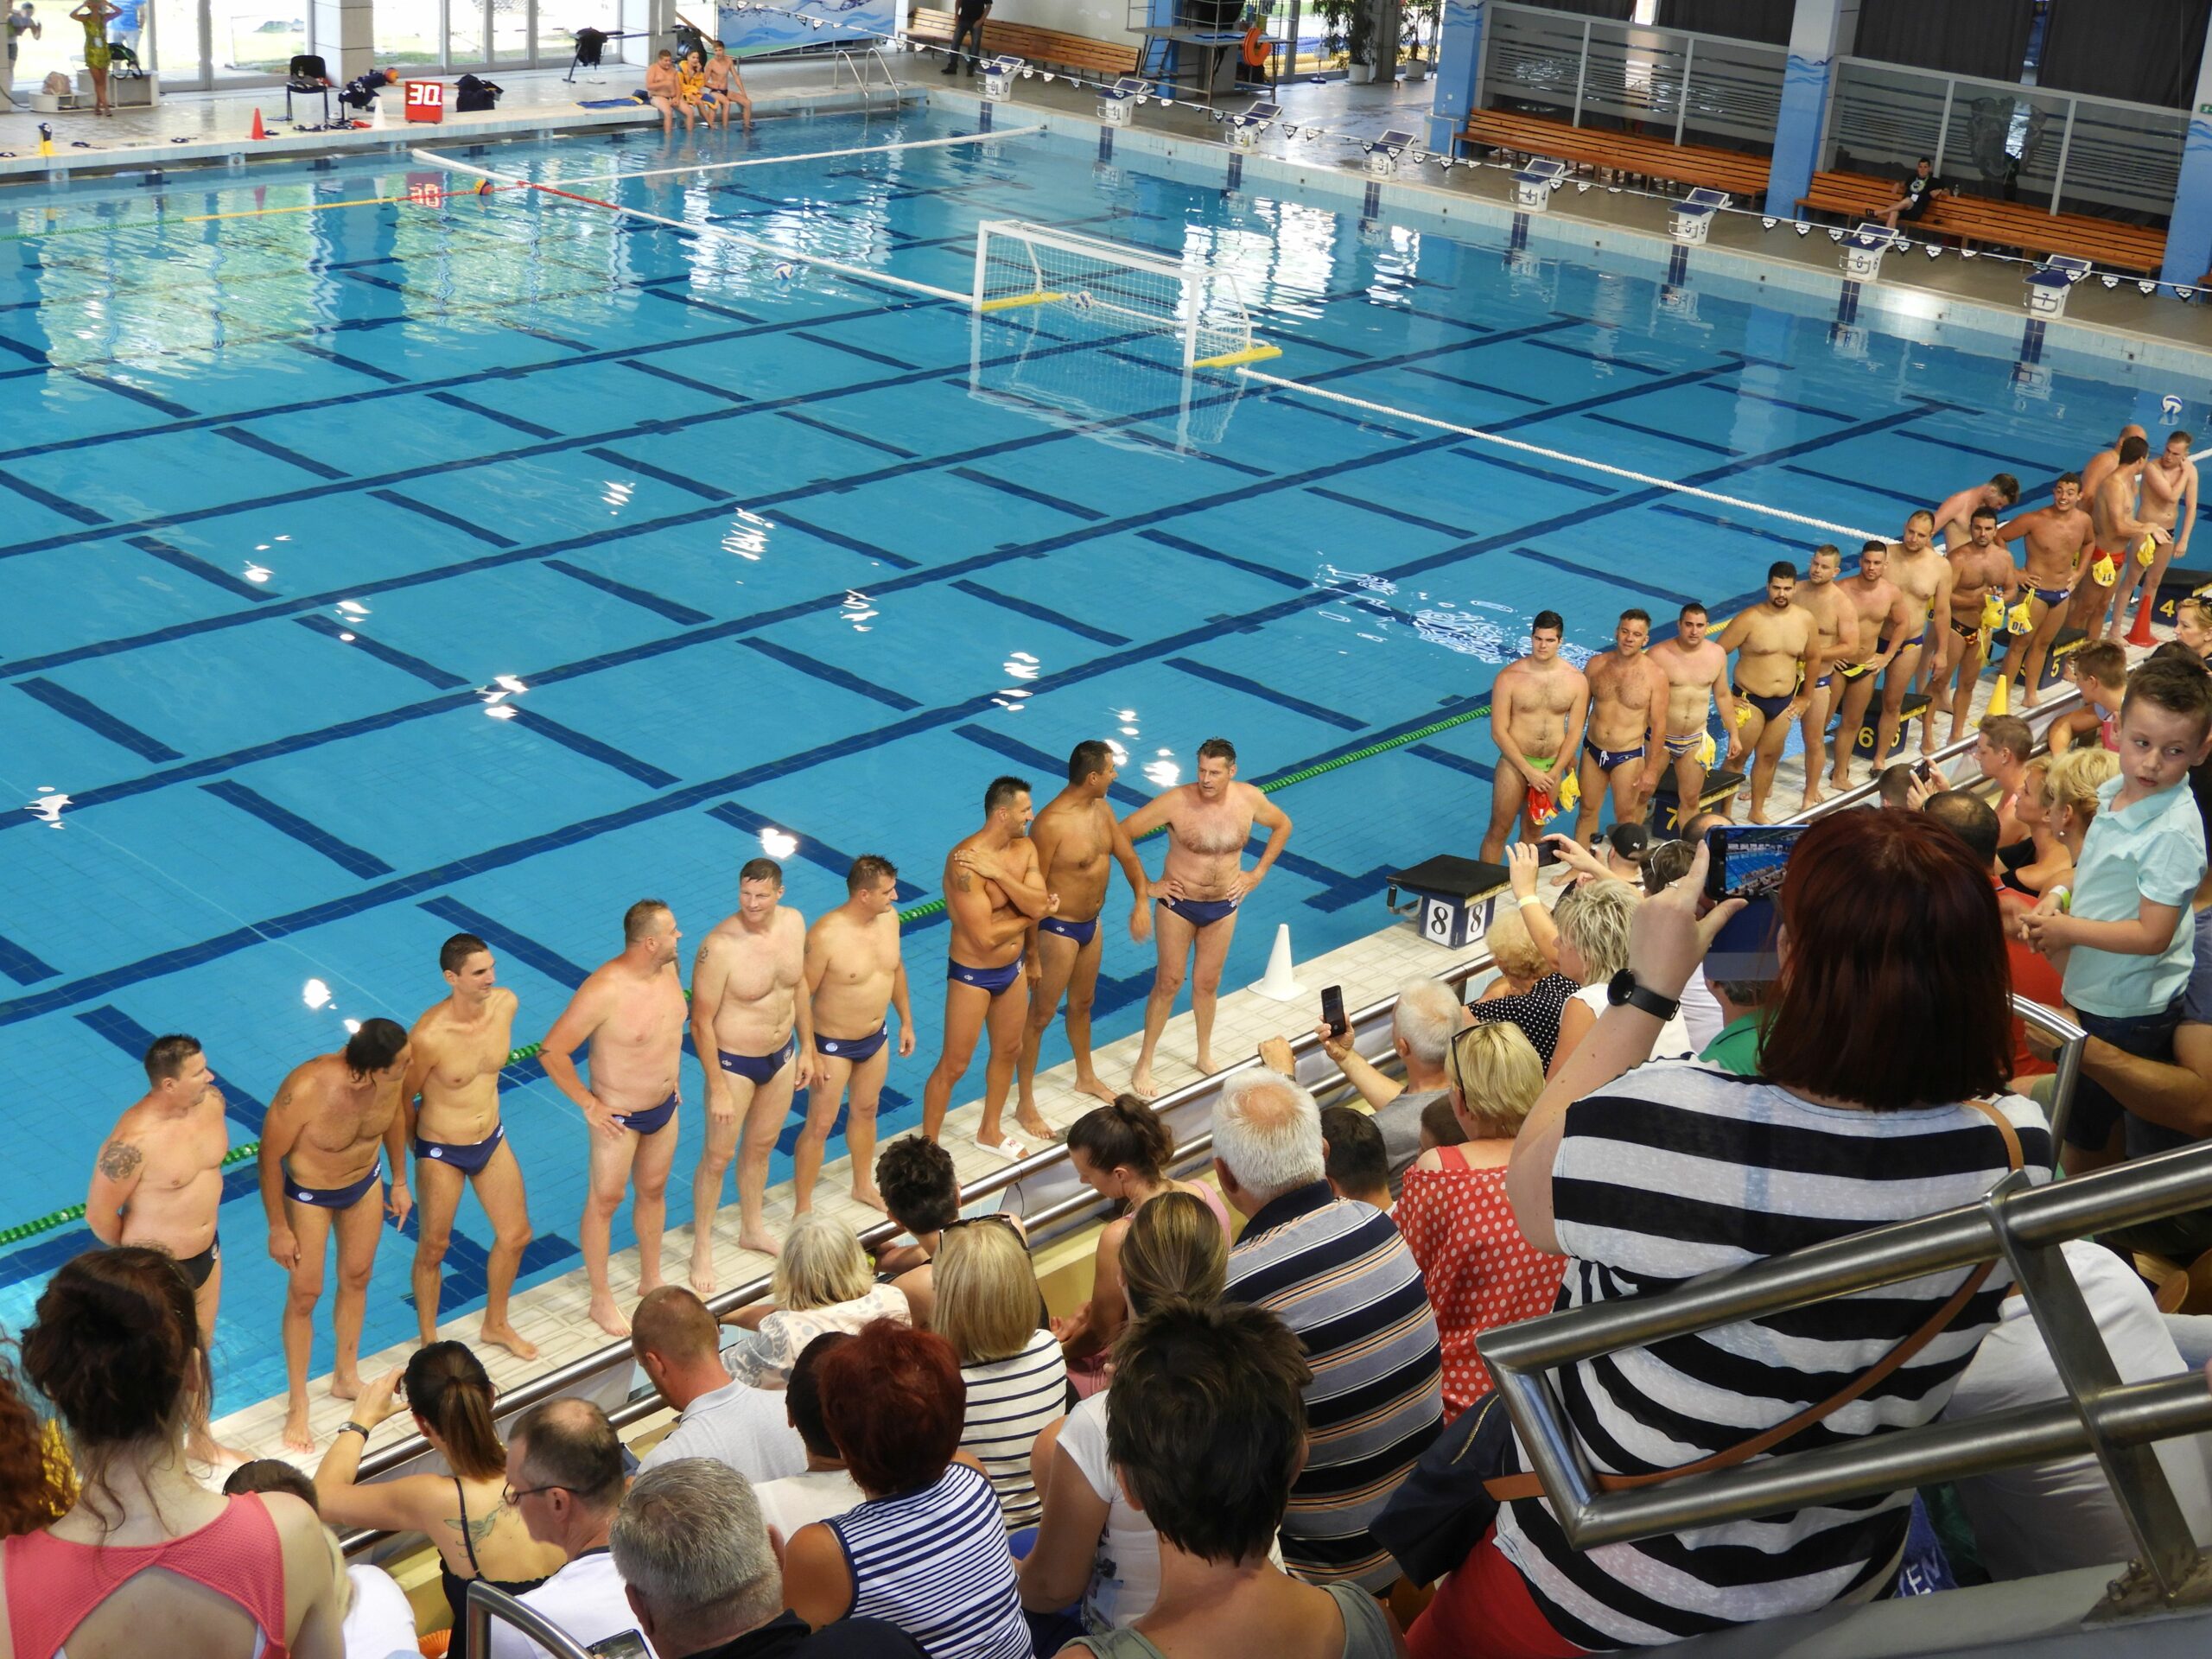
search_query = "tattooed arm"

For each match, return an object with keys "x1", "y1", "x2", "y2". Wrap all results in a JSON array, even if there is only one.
[{"x1": 86, "y1": 1127, "x2": 144, "y2": 1245}]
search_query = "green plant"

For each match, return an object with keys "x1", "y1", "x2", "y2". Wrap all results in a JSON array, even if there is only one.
[
  {"x1": 1401, "y1": 0, "x2": 1436, "y2": 63},
  {"x1": 1317, "y1": 0, "x2": 1373, "y2": 66}
]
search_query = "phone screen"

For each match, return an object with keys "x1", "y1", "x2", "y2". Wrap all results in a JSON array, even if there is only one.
[
  {"x1": 1319, "y1": 984, "x2": 1348, "y2": 1039},
  {"x1": 588, "y1": 1634, "x2": 652, "y2": 1659},
  {"x1": 1535, "y1": 836, "x2": 1560, "y2": 868},
  {"x1": 1705, "y1": 825, "x2": 1804, "y2": 901}
]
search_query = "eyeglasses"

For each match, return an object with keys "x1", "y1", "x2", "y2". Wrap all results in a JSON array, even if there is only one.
[
  {"x1": 941, "y1": 1213, "x2": 1022, "y2": 1238},
  {"x1": 502, "y1": 1480, "x2": 569, "y2": 1507}
]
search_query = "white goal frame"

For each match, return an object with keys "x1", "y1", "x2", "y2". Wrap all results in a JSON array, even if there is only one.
[{"x1": 969, "y1": 217, "x2": 1277, "y2": 369}]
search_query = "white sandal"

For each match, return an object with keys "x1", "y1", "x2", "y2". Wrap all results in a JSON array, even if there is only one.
[{"x1": 974, "y1": 1134, "x2": 1027, "y2": 1160}]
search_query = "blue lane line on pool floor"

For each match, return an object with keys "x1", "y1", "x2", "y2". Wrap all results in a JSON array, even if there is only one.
[
  {"x1": 543, "y1": 558, "x2": 715, "y2": 627},
  {"x1": 17, "y1": 676, "x2": 183, "y2": 762},
  {"x1": 1302, "y1": 485, "x2": 1471, "y2": 540},
  {"x1": 128, "y1": 534, "x2": 281, "y2": 603},
  {"x1": 417, "y1": 895, "x2": 594, "y2": 989},
  {"x1": 76, "y1": 1002, "x2": 268, "y2": 1136},
  {"x1": 951, "y1": 579, "x2": 1132, "y2": 645},
  {"x1": 370, "y1": 488, "x2": 522, "y2": 548},
  {"x1": 202, "y1": 779, "x2": 397, "y2": 880},
  {"x1": 0, "y1": 932, "x2": 60, "y2": 987},
  {"x1": 739, "y1": 635, "x2": 923, "y2": 712},
  {"x1": 1165, "y1": 657, "x2": 1366, "y2": 731},
  {"x1": 296, "y1": 614, "x2": 473, "y2": 691},
  {"x1": 507, "y1": 708, "x2": 683, "y2": 791}
]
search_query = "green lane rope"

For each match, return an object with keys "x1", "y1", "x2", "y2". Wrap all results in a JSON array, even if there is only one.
[{"x1": 0, "y1": 703, "x2": 1490, "y2": 1250}]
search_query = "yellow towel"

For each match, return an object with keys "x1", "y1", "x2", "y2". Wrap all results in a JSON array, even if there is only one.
[{"x1": 1980, "y1": 592, "x2": 2005, "y2": 631}]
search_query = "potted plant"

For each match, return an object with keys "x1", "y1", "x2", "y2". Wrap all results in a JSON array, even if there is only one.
[
  {"x1": 1400, "y1": 0, "x2": 1434, "y2": 79},
  {"x1": 1319, "y1": 0, "x2": 1376, "y2": 79}
]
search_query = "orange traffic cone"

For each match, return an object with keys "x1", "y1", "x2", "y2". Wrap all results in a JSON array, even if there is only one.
[
  {"x1": 2126, "y1": 591, "x2": 2158, "y2": 647},
  {"x1": 250, "y1": 107, "x2": 266, "y2": 140}
]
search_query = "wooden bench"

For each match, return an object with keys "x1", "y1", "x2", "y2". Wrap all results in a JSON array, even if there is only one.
[
  {"x1": 1796, "y1": 169, "x2": 2168, "y2": 275},
  {"x1": 1459, "y1": 108, "x2": 1771, "y2": 202},
  {"x1": 907, "y1": 8, "x2": 1140, "y2": 78}
]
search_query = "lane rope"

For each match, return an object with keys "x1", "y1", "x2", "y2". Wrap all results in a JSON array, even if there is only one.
[{"x1": 539, "y1": 124, "x2": 1044, "y2": 188}]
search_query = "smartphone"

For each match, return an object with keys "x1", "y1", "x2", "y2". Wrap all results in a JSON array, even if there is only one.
[
  {"x1": 1704, "y1": 824, "x2": 1805, "y2": 902},
  {"x1": 588, "y1": 1634, "x2": 652, "y2": 1659},
  {"x1": 1535, "y1": 836, "x2": 1561, "y2": 868},
  {"x1": 1319, "y1": 984, "x2": 1348, "y2": 1039}
]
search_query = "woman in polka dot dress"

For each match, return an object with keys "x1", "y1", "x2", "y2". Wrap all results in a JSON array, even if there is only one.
[{"x1": 1393, "y1": 1020, "x2": 1565, "y2": 1421}]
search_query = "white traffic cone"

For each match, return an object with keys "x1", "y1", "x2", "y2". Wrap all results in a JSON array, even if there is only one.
[{"x1": 1248, "y1": 923, "x2": 1306, "y2": 1001}]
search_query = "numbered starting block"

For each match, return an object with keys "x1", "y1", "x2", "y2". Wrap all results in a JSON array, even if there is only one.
[
  {"x1": 2152, "y1": 568, "x2": 2212, "y2": 626},
  {"x1": 1224, "y1": 99, "x2": 1277, "y2": 152},
  {"x1": 404, "y1": 79, "x2": 445, "y2": 124},
  {"x1": 1647, "y1": 767, "x2": 1744, "y2": 835},
  {"x1": 1851, "y1": 693, "x2": 1932, "y2": 764},
  {"x1": 2039, "y1": 626, "x2": 2088, "y2": 692},
  {"x1": 1098, "y1": 73, "x2": 1145, "y2": 124},
  {"x1": 1388, "y1": 855, "x2": 1510, "y2": 950},
  {"x1": 983, "y1": 56, "x2": 1024, "y2": 102}
]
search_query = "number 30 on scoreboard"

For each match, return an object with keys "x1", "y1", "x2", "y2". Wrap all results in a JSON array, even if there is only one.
[{"x1": 404, "y1": 80, "x2": 446, "y2": 123}]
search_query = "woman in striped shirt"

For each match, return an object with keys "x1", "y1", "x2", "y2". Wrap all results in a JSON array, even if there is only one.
[
  {"x1": 1414, "y1": 814, "x2": 2052, "y2": 1656},
  {"x1": 784, "y1": 1319, "x2": 1030, "y2": 1659},
  {"x1": 938, "y1": 1216, "x2": 1070, "y2": 1531}
]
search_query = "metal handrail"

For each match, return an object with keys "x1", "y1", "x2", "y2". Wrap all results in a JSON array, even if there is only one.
[
  {"x1": 466, "y1": 1581, "x2": 596, "y2": 1659},
  {"x1": 343, "y1": 683, "x2": 2083, "y2": 1490}
]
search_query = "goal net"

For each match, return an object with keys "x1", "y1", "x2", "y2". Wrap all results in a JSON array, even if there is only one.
[{"x1": 971, "y1": 218, "x2": 1279, "y2": 370}]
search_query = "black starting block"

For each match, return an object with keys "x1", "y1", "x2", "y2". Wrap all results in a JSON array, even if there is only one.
[
  {"x1": 1646, "y1": 768, "x2": 1745, "y2": 835},
  {"x1": 1851, "y1": 693, "x2": 1931, "y2": 765},
  {"x1": 2152, "y1": 567, "x2": 2212, "y2": 626},
  {"x1": 2037, "y1": 626, "x2": 2088, "y2": 692},
  {"x1": 1388, "y1": 855, "x2": 1510, "y2": 949}
]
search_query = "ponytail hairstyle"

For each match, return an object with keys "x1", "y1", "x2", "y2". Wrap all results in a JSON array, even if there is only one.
[
  {"x1": 404, "y1": 1341, "x2": 506, "y2": 1480},
  {"x1": 1067, "y1": 1095, "x2": 1176, "y2": 1207},
  {"x1": 22, "y1": 1247, "x2": 200, "y2": 1529},
  {"x1": 1117, "y1": 1191, "x2": 1227, "y2": 1322}
]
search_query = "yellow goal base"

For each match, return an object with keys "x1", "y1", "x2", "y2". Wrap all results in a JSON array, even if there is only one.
[
  {"x1": 1194, "y1": 342, "x2": 1283, "y2": 369},
  {"x1": 979, "y1": 290, "x2": 1065, "y2": 312}
]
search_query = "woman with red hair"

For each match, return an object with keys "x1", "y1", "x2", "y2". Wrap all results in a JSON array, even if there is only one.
[
  {"x1": 1408, "y1": 817, "x2": 2053, "y2": 1657},
  {"x1": 783, "y1": 1319, "x2": 1028, "y2": 1659}
]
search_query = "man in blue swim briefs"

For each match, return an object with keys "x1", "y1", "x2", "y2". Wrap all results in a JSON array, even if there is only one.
[
  {"x1": 1716, "y1": 562, "x2": 1820, "y2": 823},
  {"x1": 1825, "y1": 542, "x2": 1916, "y2": 794},
  {"x1": 922, "y1": 776, "x2": 1057, "y2": 1155},
  {"x1": 257, "y1": 1017, "x2": 413, "y2": 1452},
  {"x1": 1122, "y1": 738, "x2": 1294, "y2": 1101},
  {"x1": 1995, "y1": 472, "x2": 2095, "y2": 710},
  {"x1": 401, "y1": 934, "x2": 538, "y2": 1358},
  {"x1": 1878, "y1": 510, "x2": 1955, "y2": 766},
  {"x1": 1019, "y1": 740, "x2": 1154, "y2": 1122},
  {"x1": 690, "y1": 859, "x2": 813, "y2": 1285},
  {"x1": 1572, "y1": 609, "x2": 1669, "y2": 842},
  {"x1": 1647, "y1": 602, "x2": 1735, "y2": 830},
  {"x1": 543, "y1": 899, "x2": 691, "y2": 1338},
  {"x1": 87, "y1": 1032, "x2": 238, "y2": 1462},
  {"x1": 797, "y1": 855, "x2": 915, "y2": 1217}
]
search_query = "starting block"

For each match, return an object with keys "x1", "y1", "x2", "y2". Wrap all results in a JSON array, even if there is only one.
[
  {"x1": 1850, "y1": 692, "x2": 1931, "y2": 764},
  {"x1": 1388, "y1": 855, "x2": 1510, "y2": 950},
  {"x1": 2038, "y1": 626, "x2": 2088, "y2": 692},
  {"x1": 1646, "y1": 767, "x2": 1745, "y2": 835},
  {"x1": 2152, "y1": 568, "x2": 2212, "y2": 626}
]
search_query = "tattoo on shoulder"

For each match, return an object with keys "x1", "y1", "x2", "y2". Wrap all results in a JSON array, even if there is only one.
[
  {"x1": 444, "y1": 1501, "x2": 504, "y2": 1548},
  {"x1": 99, "y1": 1140, "x2": 143, "y2": 1180},
  {"x1": 954, "y1": 871, "x2": 975, "y2": 893}
]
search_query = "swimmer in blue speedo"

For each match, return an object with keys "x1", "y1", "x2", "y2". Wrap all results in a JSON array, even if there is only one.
[
  {"x1": 922, "y1": 776, "x2": 1056, "y2": 1158},
  {"x1": 1121, "y1": 736, "x2": 1294, "y2": 1101}
]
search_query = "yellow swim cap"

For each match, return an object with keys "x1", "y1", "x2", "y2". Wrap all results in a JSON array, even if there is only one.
[
  {"x1": 2005, "y1": 599, "x2": 2035, "y2": 634},
  {"x1": 2139, "y1": 535, "x2": 2159, "y2": 566},
  {"x1": 2092, "y1": 552, "x2": 2117, "y2": 588},
  {"x1": 1980, "y1": 592, "x2": 2005, "y2": 630}
]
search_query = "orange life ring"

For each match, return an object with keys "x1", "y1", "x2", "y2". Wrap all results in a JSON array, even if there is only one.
[{"x1": 1242, "y1": 21, "x2": 1268, "y2": 65}]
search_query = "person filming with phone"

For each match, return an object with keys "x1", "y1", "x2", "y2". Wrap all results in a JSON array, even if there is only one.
[{"x1": 1393, "y1": 815, "x2": 2052, "y2": 1659}]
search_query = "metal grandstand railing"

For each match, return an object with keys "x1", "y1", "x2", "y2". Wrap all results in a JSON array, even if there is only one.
[{"x1": 467, "y1": 1581, "x2": 595, "y2": 1659}]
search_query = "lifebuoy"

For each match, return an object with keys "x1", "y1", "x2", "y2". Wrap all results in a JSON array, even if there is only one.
[{"x1": 1242, "y1": 22, "x2": 1268, "y2": 66}]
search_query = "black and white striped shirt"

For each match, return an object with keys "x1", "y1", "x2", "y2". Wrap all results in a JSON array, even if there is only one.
[
  {"x1": 828, "y1": 1463, "x2": 1030, "y2": 1659},
  {"x1": 959, "y1": 1327, "x2": 1068, "y2": 1531},
  {"x1": 1494, "y1": 1063, "x2": 2050, "y2": 1649}
]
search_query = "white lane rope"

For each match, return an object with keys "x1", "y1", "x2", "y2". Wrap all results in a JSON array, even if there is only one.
[
  {"x1": 411, "y1": 147, "x2": 971, "y2": 303},
  {"x1": 537, "y1": 124, "x2": 1044, "y2": 188},
  {"x1": 1236, "y1": 367, "x2": 1888, "y2": 545}
]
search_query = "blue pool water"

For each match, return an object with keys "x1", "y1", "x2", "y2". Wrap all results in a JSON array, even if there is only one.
[{"x1": 0, "y1": 102, "x2": 2187, "y2": 1413}]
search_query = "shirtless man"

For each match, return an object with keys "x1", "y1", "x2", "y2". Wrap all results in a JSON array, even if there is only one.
[
  {"x1": 1646, "y1": 601, "x2": 1736, "y2": 824},
  {"x1": 1931, "y1": 473, "x2": 2022, "y2": 551},
  {"x1": 691, "y1": 859, "x2": 811, "y2": 1278},
  {"x1": 2115, "y1": 431, "x2": 2199, "y2": 642},
  {"x1": 702, "y1": 41, "x2": 751, "y2": 131},
  {"x1": 923, "y1": 776, "x2": 1056, "y2": 1148},
  {"x1": 403, "y1": 934, "x2": 537, "y2": 1358},
  {"x1": 542, "y1": 900, "x2": 690, "y2": 1337},
  {"x1": 87, "y1": 1033, "x2": 232, "y2": 1459},
  {"x1": 1480, "y1": 610, "x2": 1589, "y2": 861},
  {"x1": 1571, "y1": 610, "x2": 1669, "y2": 841},
  {"x1": 1827, "y1": 542, "x2": 1918, "y2": 790},
  {"x1": 1123, "y1": 739, "x2": 1293, "y2": 1099},
  {"x1": 1716, "y1": 563, "x2": 1821, "y2": 823},
  {"x1": 1792, "y1": 545, "x2": 1859, "y2": 810},
  {"x1": 1020, "y1": 741, "x2": 1152, "y2": 1116},
  {"x1": 1937, "y1": 508, "x2": 2022, "y2": 743},
  {"x1": 1994, "y1": 473, "x2": 2096, "y2": 706},
  {"x1": 2071, "y1": 425, "x2": 2150, "y2": 639},
  {"x1": 259, "y1": 1018, "x2": 412, "y2": 1450},
  {"x1": 1878, "y1": 510, "x2": 1954, "y2": 763},
  {"x1": 644, "y1": 48, "x2": 694, "y2": 139},
  {"x1": 2078, "y1": 435, "x2": 2173, "y2": 644},
  {"x1": 798, "y1": 855, "x2": 915, "y2": 1216}
]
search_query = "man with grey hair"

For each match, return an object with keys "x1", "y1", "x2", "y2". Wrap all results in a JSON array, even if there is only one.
[
  {"x1": 613, "y1": 1457, "x2": 922, "y2": 1658},
  {"x1": 1259, "y1": 976, "x2": 1465, "y2": 1191},
  {"x1": 1212, "y1": 1071, "x2": 1441, "y2": 1592},
  {"x1": 491, "y1": 1398, "x2": 643, "y2": 1659}
]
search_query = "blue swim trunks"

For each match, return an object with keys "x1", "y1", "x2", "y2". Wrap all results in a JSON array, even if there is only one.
[
  {"x1": 817, "y1": 1027, "x2": 890, "y2": 1065},
  {"x1": 1581, "y1": 738, "x2": 1643, "y2": 773},
  {"x1": 949, "y1": 955, "x2": 1024, "y2": 995},
  {"x1": 284, "y1": 1161, "x2": 380, "y2": 1210},
  {"x1": 613, "y1": 1093, "x2": 677, "y2": 1135},
  {"x1": 1038, "y1": 914, "x2": 1099, "y2": 947},
  {"x1": 1161, "y1": 894, "x2": 1238, "y2": 929},
  {"x1": 717, "y1": 1037, "x2": 795, "y2": 1086},
  {"x1": 415, "y1": 1122, "x2": 505, "y2": 1175}
]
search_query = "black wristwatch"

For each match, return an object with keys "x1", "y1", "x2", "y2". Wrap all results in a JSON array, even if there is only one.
[{"x1": 1606, "y1": 969, "x2": 1680, "y2": 1021}]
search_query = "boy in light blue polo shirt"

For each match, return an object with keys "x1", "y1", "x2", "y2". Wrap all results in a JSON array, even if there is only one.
[{"x1": 2024, "y1": 658, "x2": 2212, "y2": 1172}]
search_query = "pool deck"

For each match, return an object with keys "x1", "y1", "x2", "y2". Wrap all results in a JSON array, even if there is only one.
[{"x1": 207, "y1": 908, "x2": 1474, "y2": 1466}]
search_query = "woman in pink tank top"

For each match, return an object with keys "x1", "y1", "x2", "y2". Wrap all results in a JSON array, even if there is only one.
[{"x1": 0, "y1": 1248, "x2": 345, "y2": 1659}]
